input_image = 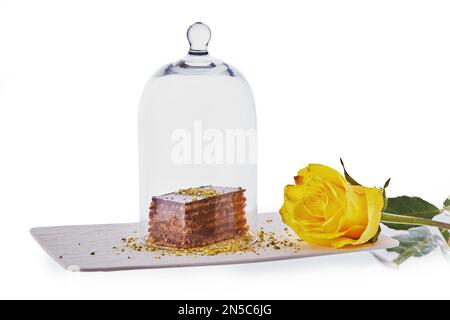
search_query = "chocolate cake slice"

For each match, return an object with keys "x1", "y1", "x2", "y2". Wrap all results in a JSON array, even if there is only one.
[{"x1": 148, "y1": 186, "x2": 249, "y2": 248}]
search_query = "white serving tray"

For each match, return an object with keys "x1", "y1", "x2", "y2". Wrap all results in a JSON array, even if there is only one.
[{"x1": 31, "y1": 212, "x2": 398, "y2": 272}]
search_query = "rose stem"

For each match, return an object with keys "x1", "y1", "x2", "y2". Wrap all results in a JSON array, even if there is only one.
[{"x1": 381, "y1": 212, "x2": 450, "y2": 229}]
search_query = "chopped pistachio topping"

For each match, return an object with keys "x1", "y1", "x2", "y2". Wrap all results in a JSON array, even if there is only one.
[
  {"x1": 114, "y1": 226, "x2": 303, "y2": 259},
  {"x1": 177, "y1": 187, "x2": 220, "y2": 198}
]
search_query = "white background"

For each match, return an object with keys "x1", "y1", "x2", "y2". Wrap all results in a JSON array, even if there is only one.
[{"x1": 1, "y1": 0, "x2": 450, "y2": 299}]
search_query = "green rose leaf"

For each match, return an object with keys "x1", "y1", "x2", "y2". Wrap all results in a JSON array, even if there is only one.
[
  {"x1": 388, "y1": 227, "x2": 438, "y2": 265},
  {"x1": 440, "y1": 196, "x2": 450, "y2": 243},
  {"x1": 383, "y1": 196, "x2": 442, "y2": 230},
  {"x1": 444, "y1": 196, "x2": 450, "y2": 211},
  {"x1": 440, "y1": 229, "x2": 450, "y2": 244}
]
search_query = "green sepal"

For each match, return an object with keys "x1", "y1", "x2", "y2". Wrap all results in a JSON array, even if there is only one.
[
  {"x1": 339, "y1": 158, "x2": 361, "y2": 186},
  {"x1": 368, "y1": 226, "x2": 382, "y2": 244}
]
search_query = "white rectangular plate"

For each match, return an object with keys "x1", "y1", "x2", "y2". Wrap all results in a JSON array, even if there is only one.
[{"x1": 31, "y1": 212, "x2": 398, "y2": 272}]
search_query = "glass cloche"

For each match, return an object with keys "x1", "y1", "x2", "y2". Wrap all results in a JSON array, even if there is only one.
[{"x1": 138, "y1": 22, "x2": 257, "y2": 250}]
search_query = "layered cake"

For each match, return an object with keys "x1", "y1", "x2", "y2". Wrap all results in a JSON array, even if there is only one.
[{"x1": 148, "y1": 186, "x2": 249, "y2": 248}]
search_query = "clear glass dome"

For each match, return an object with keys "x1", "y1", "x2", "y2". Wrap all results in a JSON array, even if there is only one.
[{"x1": 138, "y1": 22, "x2": 257, "y2": 250}]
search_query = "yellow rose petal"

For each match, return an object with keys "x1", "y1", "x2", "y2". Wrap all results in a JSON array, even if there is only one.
[{"x1": 279, "y1": 164, "x2": 384, "y2": 249}]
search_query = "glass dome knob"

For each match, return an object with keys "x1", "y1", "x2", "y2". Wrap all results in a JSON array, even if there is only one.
[{"x1": 187, "y1": 22, "x2": 211, "y2": 55}]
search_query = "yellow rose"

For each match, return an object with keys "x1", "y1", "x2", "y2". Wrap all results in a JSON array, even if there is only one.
[{"x1": 280, "y1": 164, "x2": 383, "y2": 248}]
